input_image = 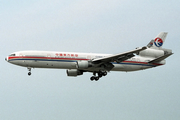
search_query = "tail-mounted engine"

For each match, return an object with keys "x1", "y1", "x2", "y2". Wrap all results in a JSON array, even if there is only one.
[
  {"x1": 139, "y1": 48, "x2": 164, "y2": 58},
  {"x1": 138, "y1": 48, "x2": 172, "y2": 58}
]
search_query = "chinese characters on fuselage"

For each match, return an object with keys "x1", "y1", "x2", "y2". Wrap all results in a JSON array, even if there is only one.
[{"x1": 55, "y1": 53, "x2": 78, "y2": 57}]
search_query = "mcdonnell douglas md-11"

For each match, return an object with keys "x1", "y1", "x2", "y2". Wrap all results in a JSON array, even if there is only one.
[{"x1": 5, "y1": 32, "x2": 173, "y2": 81}]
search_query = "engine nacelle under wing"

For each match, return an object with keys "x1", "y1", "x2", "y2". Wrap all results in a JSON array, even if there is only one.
[
  {"x1": 139, "y1": 48, "x2": 164, "y2": 58},
  {"x1": 76, "y1": 61, "x2": 92, "y2": 69},
  {"x1": 66, "y1": 69, "x2": 83, "y2": 77}
]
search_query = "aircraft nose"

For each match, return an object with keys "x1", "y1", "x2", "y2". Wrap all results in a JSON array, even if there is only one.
[{"x1": 5, "y1": 57, "x2": 7, "y2": 61}]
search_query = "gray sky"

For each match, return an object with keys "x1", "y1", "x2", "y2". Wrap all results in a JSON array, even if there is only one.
[{"x1": 1, "y1": 0, "x2": 180, "y2": 120}]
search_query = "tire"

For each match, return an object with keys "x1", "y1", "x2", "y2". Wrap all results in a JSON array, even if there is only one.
[
  {"x1": 90, "y1": 76, "x2": 95, "y2": 81},
  {"x1": 28, "y1": 72, "x2": 31, "y2": 76},
  {"x1": 95, "y1": 77, "x2": 99, "y2": 81},
  {"x1": 103, "y1": 71, "x2": 107, "y2": 76}
]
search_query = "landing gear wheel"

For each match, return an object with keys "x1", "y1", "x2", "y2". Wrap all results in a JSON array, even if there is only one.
[
  {"x1": 103, "y1": 71, "x2": 107, "y2": 76},
  {"x1": 95, "y1": 77, "x2": 99, "y2": 81},
  {"x1": 28, "y1": 72, "x2": 31, "y2": 76},
  {"x1": 27, "y1": 67, "x2": 32, "y2": 76},
  {"x1": 98, "y1": 72, "x2": 102, "y2": 78},
  {"x1": 90, "y1": 76, "x2": 95, "y2": 81},
  {"x1": 98, "y1": 74, "x2": 102, "y2": 78}
]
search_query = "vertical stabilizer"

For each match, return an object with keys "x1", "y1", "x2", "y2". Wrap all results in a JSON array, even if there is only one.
[{"x1": 147, "y1": 32, "x2": 168, "y2": 49}]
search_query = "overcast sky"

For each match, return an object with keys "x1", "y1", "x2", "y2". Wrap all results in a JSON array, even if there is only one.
[{"x1": 1, "y1": 0, "x2": 180, "y2": 120}]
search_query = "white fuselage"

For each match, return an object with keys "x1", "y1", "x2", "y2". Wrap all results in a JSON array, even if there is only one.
[{"x1": 6, "y1": 51, "x2": 165, "y2": 72}]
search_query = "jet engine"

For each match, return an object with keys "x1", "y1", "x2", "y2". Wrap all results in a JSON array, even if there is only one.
[
  {"x1": 66, "y1": 69, "x2": 83, "y2": 77},
  {"x1": 76, "y1": 61, "x2": 92, "y2": 69},
  {"x1": 139, "y1": 48, "x2": 164, "y2": 58}
]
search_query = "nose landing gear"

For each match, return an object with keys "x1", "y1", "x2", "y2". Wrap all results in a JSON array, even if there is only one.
[{"x1": 27, "y1": 67, "x2": 32, "y2": 76}]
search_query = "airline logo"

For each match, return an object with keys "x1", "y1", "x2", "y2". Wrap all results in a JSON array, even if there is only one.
[
  {"x1": 154, "y1": 37, "x2": 163, "y2": 47},
  {"x1": 150, "y1": 42, "x2": 153, "y2": 47}
]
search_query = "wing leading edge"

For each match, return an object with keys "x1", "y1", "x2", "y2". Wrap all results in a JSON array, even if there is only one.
[{"x1": 92, "y1": 46, "x2": 147, "y2": 64}]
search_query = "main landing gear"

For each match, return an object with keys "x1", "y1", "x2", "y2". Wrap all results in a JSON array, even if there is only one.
[
  {"x1": 90, "y1": 71, "x2": 107, "y2": 81},
  {"x1": 27, "y1": 67, "x2": 32, "y2": 76}
]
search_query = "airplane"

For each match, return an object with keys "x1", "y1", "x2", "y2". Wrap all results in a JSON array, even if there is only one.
[{"x1": 5, "y1": 32, "x2": 173, "y2": 81}]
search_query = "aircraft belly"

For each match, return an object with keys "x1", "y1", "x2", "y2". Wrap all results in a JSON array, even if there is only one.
[
  {"x1": 32, "y1": 61, "x2": 76, "y2": 69},
  {"x1": 111, "y1": 64, "x2": 125, "y2": 71},
  {"x1": 10, "y1": 60, "x2": 27, "y2": 67},
  {"x1": 123, "y1": 65, "x2": 142, "y2": 71},
  {"x1": 140, "y1": 65, "x2": 152, "y2": 70}
]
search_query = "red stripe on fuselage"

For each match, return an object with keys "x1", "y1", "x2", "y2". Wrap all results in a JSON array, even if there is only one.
[{"x1": 8, "y1": 56, "x2": 89, "y2": 61}]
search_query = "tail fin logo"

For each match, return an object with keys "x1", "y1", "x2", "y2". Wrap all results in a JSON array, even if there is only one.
[{"x1": 154, "y1": 37, "x2": 163, "y2": 47}]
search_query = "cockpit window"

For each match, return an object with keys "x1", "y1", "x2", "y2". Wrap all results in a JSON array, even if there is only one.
[{"x1": 9, "y1": 54, "x2": 16, "y2": 56}]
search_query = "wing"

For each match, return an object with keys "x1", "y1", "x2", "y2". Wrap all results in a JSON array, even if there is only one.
[{"x1": 92, "y1": 46, "x2": 147, "y2": 64}]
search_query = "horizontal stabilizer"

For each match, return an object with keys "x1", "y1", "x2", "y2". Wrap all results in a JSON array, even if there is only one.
[{"x1": 148, "y1": 53, "x2": 173, "y2": 63}]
